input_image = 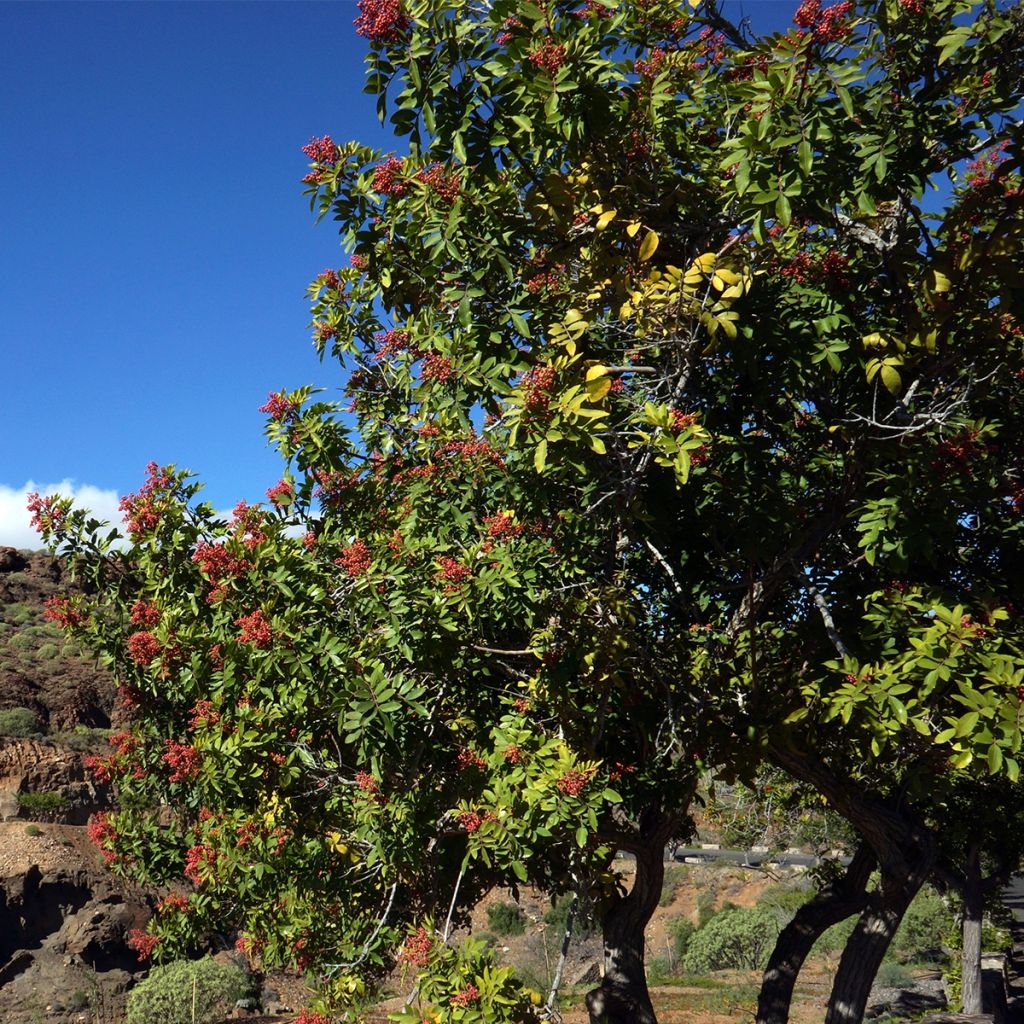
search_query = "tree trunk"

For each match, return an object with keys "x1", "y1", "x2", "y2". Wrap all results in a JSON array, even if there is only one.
[
  {"x1": 586, "y1": 827, "x2": 670, "y2": 1024},
  {"x1": 961, "y1": 842, "x2": 983, "y2": 1015},
  {"x1": 756, "y1": 843, "x2": 876, "y2": 1024},
  {"x1": 824, "y1": 832, "x2": 937, "y2": 1024}
]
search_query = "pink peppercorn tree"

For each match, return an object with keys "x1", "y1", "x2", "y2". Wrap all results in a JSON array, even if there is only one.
[{"x1": 35, "y1": 0, "x2": 1024, "y2": 1022}]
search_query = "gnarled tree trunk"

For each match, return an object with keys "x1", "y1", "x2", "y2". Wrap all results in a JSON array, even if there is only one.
[
  {"x1": 586, "y1": 816, "x2": 675, "y2": 1024},
  {"x1": 756, "y1": 842, "x2": 876, "y2": 1024},
  {"x1": 824, "y1": 831, "x2": 937, "y2": 1024}
]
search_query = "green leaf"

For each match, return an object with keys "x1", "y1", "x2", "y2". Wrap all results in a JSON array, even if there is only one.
[
  {"x1": 534, "y1": 439, "x2": 548, "y2": 473},
  {"x1": 775, "y1": 193, "x2": 792, "y2": 227},
  {"x1": 575, "y1": 825, "x2": 588, "y2": 848},
  {"x1": 988, "y1": 744, "x2": 1003, "y2": 774},
  {"x1": 798, "y1": 138, "x2": 813, "y2": 174}
]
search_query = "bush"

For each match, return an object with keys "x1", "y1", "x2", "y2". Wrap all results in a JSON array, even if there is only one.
[
  {"x1": 875, "y1": 958, "x2": 914, "y2": 989},
  {"x1": 681, "y1": 906, "x2": 779, "y2": 973},
  {"x1": 666, "y1": 916, "x2": 697, "y2": 961},
  {"x1": 36, "y1": 643, "x2": 59, "y2": 660},
  {"x1": 125, "y1": 957, "x2": 250, "y2": 1024},
  {"x1": 24, "y1": 825, "x2": 42, "y2": 837},
  {"x1": 17, "y1": 791, "x2": 68, "y2": 816},
  {"x1": 892, "y1": 886, "x2": 953, "y2": 963},
  {"x1": 487, "y1": 901, "x2": 526, "y2": 936},
  {"x1": 0, "y1": 707, "x2": 40, "y2": 736}
]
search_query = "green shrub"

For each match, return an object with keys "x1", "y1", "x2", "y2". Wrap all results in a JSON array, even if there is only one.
[
  {"x1": 125, "y1": 957, "x2": 250, "y2": 1024},
  {"x1": 892, "y1": 886, "x2": 953, "y2": 963},
  {"x1": 17, "y1": 791, "x2": 68, "y2": 815},
  {"x1": 487, "y1": 901, "x2": 526, "y2": 936},
  {"x1": 666, "y1": 916, "x2": 697, "y2": 961},
  {"x1": 0, "y1": 707, "x2": 39, "y2": 736},
  {"x1": 681, "y1": 906, "x2": 779, "y2": 973},
  {"x1": 646, "y1": 955, "x2": 675, "y2": 985},
  {"x1": 759, "y1": 883, "x2": 811, "y2": 919},
  {"x1": 36, "y1": 643, "x2": 59, "y2": 660},
  {"x1": 875, "y1": 958, "x2": 914, "y2": 989},
  {"x1": 24, "y1": 825, "x2": 42, "y2": 837},
  {"x1": 8, "y1": 632, "x2": 35, "y2": 651}
]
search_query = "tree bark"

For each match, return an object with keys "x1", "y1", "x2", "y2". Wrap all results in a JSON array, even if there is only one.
[
  {"x1": 961, "y1": 842, "x2": 983, "y2": 1015},
  {"x1": 756, "y1": 843, "x2": 876, "y2": 1024},
  {"x1": 586, "y1": 820, "x2": 673, "y2": 1024},
  {"x1": 824, "y1": 831, "x2": 937, "y2": 1024}
]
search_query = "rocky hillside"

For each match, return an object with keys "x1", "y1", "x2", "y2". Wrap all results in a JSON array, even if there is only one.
[{"x1": 0, "y1": 547, "x2": 116, "y2": 733}]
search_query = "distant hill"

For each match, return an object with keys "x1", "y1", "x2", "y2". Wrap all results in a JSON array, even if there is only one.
[{"x1": 0, "y1": 547, "x2": 116, "y2": 735}]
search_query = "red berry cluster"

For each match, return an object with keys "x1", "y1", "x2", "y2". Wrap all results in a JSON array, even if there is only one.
[
  {"x1": 163, "y1": 740, "x2": 203, "y2": 783},
  {"x1": 503, "y1": 744, "x2": 526, "y2": 764},
  {"x1": 696, "y1": 28, "x2": 726, "y2": 65},
  {"x1": 157, "y1": 892, "x2": 189, "y2": 915},
  {"x1": 421, "y1": 353, "x2": 454, "y2": 383},
  {"x1": 794, "y1": 0, "x2": 853, "y2": 44},
  {"x1": 556, "y1": 768, "x2": 593, "y2": 796},
  {"x1": 356, "y1": 770, "x2": 380, "y2": 794},
  {"x1": 513, "y1": 697, "x2": 530, "y2": 714},
  {"x1": 266, "y1": 479, "x2": 295, "y2": 507},
  {"x1": 635, "y1": 47, "x2": 668, "y2": 80},
  {"x1": 189, "y1": 700, "x2": 220, "y2": 731},
  {"x1": 496, "y1": 16, "x2": 523, "y2": 45},
  {"x1": 295, "y1": 1012, "x2": 331, "y2": 1024},
  {"x1": 669, "y1": 409, "x2": 699, "y2": 432},
  {"x1": 26, "y1": 492, "x2": 67, "y2": 534},
  {"x1": 528, "y1": 41, "x2": 567, "y2": 77},
  {"x1": 127, "y1": 928, "x2": 160, "y2": 962},
  {"x1": 484, "y1": 512, "x2": 524, "y2": 540},
  {"x1": 525, "y1": 266, "x2": 564, "y2": 294},
  {"x1": 193, "y1": 542, "x2": 248, "y2": 603},
  {"x1": 119, "y1": 462, "x2": 175, "y2": 537},
  {"x1": 236, "y1": 609, "x2": 273, "y2": 649},
  {"x1": 302, "y1": 136, "x2": 340, "y2": 164},
  {"x1": 129, "y1": 599, "x2": 160, "y2": 627},
  {"x1": 127, "y1": 630, "x2": 161, "y2": 667},
  {"x1": 42, "y1": 595, "x2": 87, "y2": 629},
  {"x1": 399, "y1": 926, "x2": 434, "y2": 967},
  {"x1": 314, "y1": 321, "x2": 339, "y2": 344},
  {"x1": 458, "y1": 810, "x2": 483, "y2": 833},
  {"x1": 898, "y1": 0, "x2": 924, "y2": 13},
  {"x1": 451, "y1": 984, "x2": 481, "y2": 1007},
  {"x1": 522, "y1": 365, "x2": 558, "y2": 414},
  {"x1": 87, "y1": 812, "x2": 119, "y2": 865},
  {"x1": 232, "y1": 501, "x2": 269, "y2": 550},
  {"x1": 336, "y1": 539, "x2": 373, "y2": 577},
  {"x1": 457, "y1": 747, "x2": 486, "y2": 770},
  {"x1": 372, "y1": 156, "x2": 409, "y2": 197},
  {"x1": 184, "y1": 843, "x2": 218, "y2": 886},
  {"x1": 930, "y1": 429, "x2": 984, "y2": 478},
  {"x1": 354, "y1": 0, "x2": 409, "y2": 43},
  {"x1": 374, "y1": 329, "x2": 413, "y2": 361},
  {"x1": 259, "y1": 391, "x2": 299, "y2": 421},
  {"x1": 417, "y1": 163, "x2": 460, "y2": 204},
  {"x1": 437, "y1": 556, "x2": 472, "y2": 589}
]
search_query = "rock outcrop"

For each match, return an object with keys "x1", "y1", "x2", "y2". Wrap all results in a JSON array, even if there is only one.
[
  {"x1": 0, "y1": 738, "x2": 110, "y2": 824},
  {"x1": 0, "y1": 823, "x2": 151, "y2": 1024}
]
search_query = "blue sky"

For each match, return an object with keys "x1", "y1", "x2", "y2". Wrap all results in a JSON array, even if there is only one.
[{"x1": 0, "y1": 0, "x2": 796, "y2": 548}]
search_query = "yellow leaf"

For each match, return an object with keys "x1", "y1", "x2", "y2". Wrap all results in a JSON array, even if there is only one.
[
  {"x1": 590, "y1": 436, "x2": 608, "y2": 455},
  {"x1": 694, "y1": 252, "x2": 717, "y2": 272},
  {"x1": 586, "y1": 377, "x2": 612, "y2": 402},
  {"x1": 534, "y1": 439, "x2": 548, "y2": 472},
  {"x1": 930, "y1": 269, "x2": 953, "y2": 293},
  {"x1": 596, "y1": 209, "x2": 617, "y2": 230},
  {"x1": 639, "y1": 230, "x2": 659, "y2": 261},
  {"x1": 626, "y1": 221, "x2": 642, "y2": 238},
  {"x1": 880, "y1": 363, "x2": 902, "y2": 394},
  {"x1": 585, "y1": 364, "x2": 610, "y2": 382}
]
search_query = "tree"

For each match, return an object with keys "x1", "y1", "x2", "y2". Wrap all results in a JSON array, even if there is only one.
[{"x1": 34, "y1": 0, "x2": 1024, "y2": 1022}]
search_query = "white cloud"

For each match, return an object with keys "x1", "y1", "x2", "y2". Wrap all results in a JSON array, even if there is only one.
[{"x1": 0, "y1": 480, "x2": 122, "y2": 550}]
